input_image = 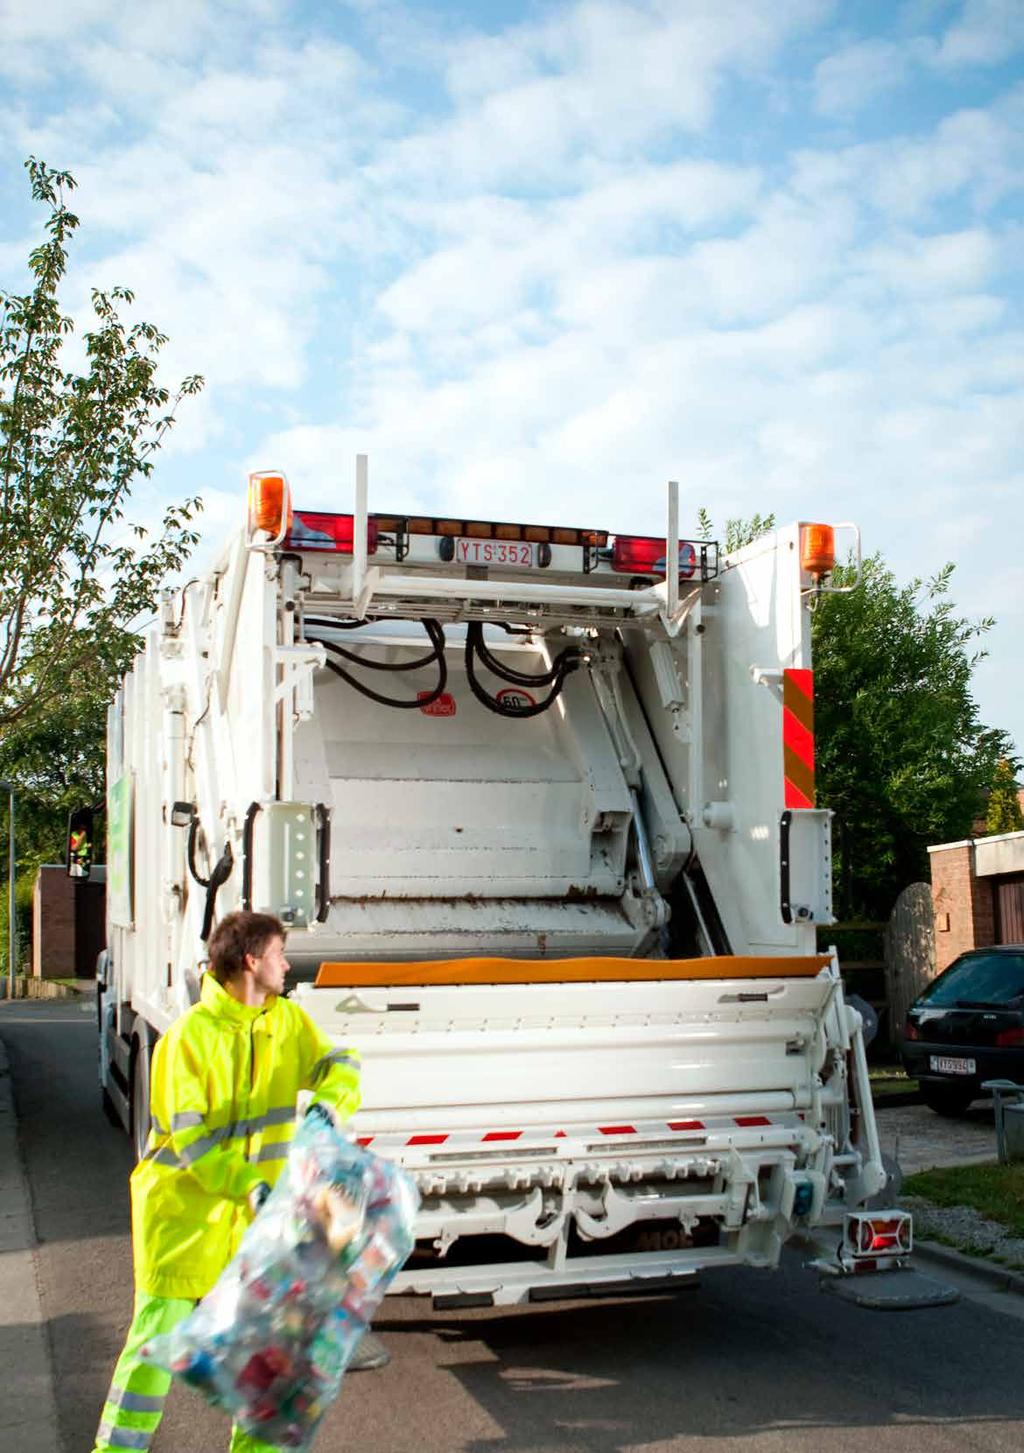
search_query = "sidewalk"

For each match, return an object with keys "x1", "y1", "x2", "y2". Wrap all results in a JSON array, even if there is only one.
[{"x1": 0, "y1": 1037, "x2": 63, "y2": 1453}]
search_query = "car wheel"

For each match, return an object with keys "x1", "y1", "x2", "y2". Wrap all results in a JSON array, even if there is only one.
[{"x1": 921, "y1": 1082, "x2": 974, "y2": 1117}]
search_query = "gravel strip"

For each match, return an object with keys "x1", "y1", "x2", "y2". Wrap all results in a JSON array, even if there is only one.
[{"x1": 903, "y1": 1193, "x2": 1024, "y2": 1272}]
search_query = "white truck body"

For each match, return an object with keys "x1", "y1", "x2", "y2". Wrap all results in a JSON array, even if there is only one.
[{"x1": 97, "y1": 468, "x2": 892, "y2": 1305}]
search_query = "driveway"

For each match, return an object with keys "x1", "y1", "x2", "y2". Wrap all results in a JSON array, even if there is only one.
[{"x1": 874, "y1": 1097, "x2": 999, "y2": 1177}]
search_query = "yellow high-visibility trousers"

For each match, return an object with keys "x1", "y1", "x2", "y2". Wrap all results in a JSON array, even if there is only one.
[{"x1": 91, "y1": 1291, "x2": 278, "y2": 1452}]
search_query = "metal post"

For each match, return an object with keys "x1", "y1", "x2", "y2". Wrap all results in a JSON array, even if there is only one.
[
  {"x1": 666, "y1": 480, "x2": 680, "y2": 620},
  {"x1": 0, "y1": 781, "x2": 14, "y2": 998},
  {"x1": 353, "y1": 453, "x2": 369, "y2": 609}
]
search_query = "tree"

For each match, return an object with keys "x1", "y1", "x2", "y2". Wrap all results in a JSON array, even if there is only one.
[
  {"x1": 813, "y1": 556, "x2": 1014, "y2": 919},
  {"x1": 1, "y1": 158, "x2": 202, "y2": 732},
  {"x1": 985, "y1": 759, "x2": 1024, "y2": 836},
  {"x1": 698, "y1": 510, "x2": 1015, "y2": 919},
  {"x1": 0, "y1": 159, "x2": 204, "y2": 970}
]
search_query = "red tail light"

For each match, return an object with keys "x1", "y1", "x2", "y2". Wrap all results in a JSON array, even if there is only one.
[
  {"x1": 995, "y1": 1026, "x2": 1024, "y2": 1047},
  {"x1": 903, "y1": 1020, "x2": 920, "y2": 1041},
  {"x1": 284, "y1": 511, "x2": 378, "y2": 555},
  {"x1": 612, "y1": 536, "x2": 698, "y2": 577},
  {"x1": 845, "y1": 1211, "x2": 913, "y2": 1260}
]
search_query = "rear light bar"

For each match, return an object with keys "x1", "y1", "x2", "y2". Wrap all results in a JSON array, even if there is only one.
[
  {"x1": 843, "y1": 1210, "x2": 912, "y2": 1262},
  {"x1": 277, "y1": 505, "x2": 718, "y2": 580},
  {"x1": 373, "y1": 514, "x2": 608, "y2": 548}
]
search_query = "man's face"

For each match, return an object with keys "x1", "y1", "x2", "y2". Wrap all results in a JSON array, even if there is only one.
[{"x1": 248, "y1": 934, "x2": 290, "y2": 998}]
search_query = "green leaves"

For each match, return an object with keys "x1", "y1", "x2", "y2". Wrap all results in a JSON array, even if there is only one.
[
  {"x1": 813, "y1": 554, "x2": 1015, "y2": 916},
  {"x1": 0, "y1": 159, "x2": 204, "y2": 877},
  {"x1": 984, "y1": 759, "x2": 1024, "y2": 837},
  {"x1": 0, "y1": 158, "x2": 205, "y2": 734},
  {"x1": 697, "y1": 508, "x2": 1014, "y2": 919}
]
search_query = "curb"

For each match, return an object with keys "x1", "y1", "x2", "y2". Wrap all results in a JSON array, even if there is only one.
[
  {"x1": 914, "y1": 1237, "x2": 1024, "y2": 1297},
  {"x1": 0, "y1": 976, "x2": 80, "y2": 1000},
  {"x1": 0, "y1": 1037, "x2": 63, "y2": 1452}
]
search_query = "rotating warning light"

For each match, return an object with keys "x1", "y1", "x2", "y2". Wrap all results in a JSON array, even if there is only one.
[
  {"x1": 800, "y1": 523, "x2": 836, "y2": 578},
  {"x1": 248, "y1": 471, "x2": 293, "y2": 540}
]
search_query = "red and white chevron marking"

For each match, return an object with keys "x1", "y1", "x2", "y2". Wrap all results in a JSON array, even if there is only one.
[{"x1": 355, "y1": 1111, "x2": 810, "y2": 1150}]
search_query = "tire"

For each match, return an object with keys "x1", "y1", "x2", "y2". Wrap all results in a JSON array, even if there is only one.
[
  {"x1": 921, "y1": 1082, "x2": 975, "y2": 1117},
  {"x1": 96, "y1": 983, "x2": 121, "y2": 1128},
  {"x1": 131, "y1": 1036, "x2": 152, "y2": 1163}
]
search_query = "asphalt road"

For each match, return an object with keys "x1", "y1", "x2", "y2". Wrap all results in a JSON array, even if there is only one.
[{"x1": 3, "y1": 995, "x2": 1024, "y2": 1453}]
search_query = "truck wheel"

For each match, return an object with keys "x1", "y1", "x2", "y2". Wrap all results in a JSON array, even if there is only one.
[
  {"x1": 96, "y1": 983, "x2": 121, "y2": 1128},
  {"x1": 921, "y1": 1082, "x2": 974, "y2": 1117},
  {"x1": 131, "y1": 1037, "x2": 152, "y2": 1163}
]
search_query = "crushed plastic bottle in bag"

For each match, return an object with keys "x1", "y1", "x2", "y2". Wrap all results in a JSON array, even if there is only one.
[{"x1": 141, "y1": 1112, "x2": 419, "y2": 1449}]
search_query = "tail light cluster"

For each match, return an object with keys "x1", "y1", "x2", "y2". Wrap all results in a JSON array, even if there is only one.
[
  {"x1": 995, "y1": 1026, "x2": 1024, "y2": 1048},
  {"x1": 843, "y1": 1210, "x2": 912, "y2": 1263}
]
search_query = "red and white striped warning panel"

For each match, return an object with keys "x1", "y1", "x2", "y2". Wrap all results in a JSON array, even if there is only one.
[
  {"x1": 355, "y1": 1111, "x2": 812, "y2": 1151},
  {"x1": 783, "y1": 667, "x2": 815, "y2": 809}
]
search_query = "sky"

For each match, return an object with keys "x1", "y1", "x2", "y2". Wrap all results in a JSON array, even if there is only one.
[{"x1": 1, "y1": 0, "x2": 1022, "y2": 752}]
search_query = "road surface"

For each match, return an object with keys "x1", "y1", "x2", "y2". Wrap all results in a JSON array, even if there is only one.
[{"x1": 2, "y1": 995, "x2": 1022, "y2": 1453}]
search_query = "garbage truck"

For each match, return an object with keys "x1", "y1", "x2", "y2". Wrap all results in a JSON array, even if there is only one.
[{"x1": 94, "y1": 461, "x2": 911, "y2": 1306}]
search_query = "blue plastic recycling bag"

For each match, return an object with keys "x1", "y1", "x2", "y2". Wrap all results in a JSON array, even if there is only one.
[{"x1": 141, "y1": 1113, "x2": 419, "y2": 1448}]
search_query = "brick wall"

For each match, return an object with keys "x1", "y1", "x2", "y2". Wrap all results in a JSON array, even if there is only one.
[
  {"x1": 929, "y1": 841, "x2": 996, "y2": 975},
  {"x1": 31, "y1": 865, "x2": 106, "y2": 979},
  {"x1": 32, "y1": 866, "x2": 76, "y2": 979}
]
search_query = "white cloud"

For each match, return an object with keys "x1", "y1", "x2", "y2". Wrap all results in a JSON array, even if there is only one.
[
  {"x1": 936, "y1": 0, "x2": 1024, "y2": 67},
  {"x1": 2, "y1": 0, "x2": 1023, "y2": 748},
  {"x1": 813, "y1": 38, "x2": 912, "y2": 118}
]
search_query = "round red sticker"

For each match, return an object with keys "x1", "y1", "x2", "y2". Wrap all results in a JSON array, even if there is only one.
[
  {"x1": 495, "y1": 687, "x2": 537, "y2": 709},
  {"x1": 418, "y1": 691, "x2": 457, "y2": 716}
]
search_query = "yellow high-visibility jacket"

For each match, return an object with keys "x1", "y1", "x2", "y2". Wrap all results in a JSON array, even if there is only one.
[{"x1": 130, "y1": 973, "x2": 361, "y2": 1299}]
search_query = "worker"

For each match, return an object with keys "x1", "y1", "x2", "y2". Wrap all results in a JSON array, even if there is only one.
[{"x1": 91, "y1": 910, "x2": 382, "y2": 1453}]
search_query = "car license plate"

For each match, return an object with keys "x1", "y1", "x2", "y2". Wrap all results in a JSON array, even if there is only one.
[
  {"x1": 929, "y1": 1055, "x2": 976, "y2": 1075},
  {"x1": 455, "y1": 538, "x2": 538, "y2": 568}
]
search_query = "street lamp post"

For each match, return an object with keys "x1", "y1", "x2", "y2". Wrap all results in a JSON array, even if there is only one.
[{"x1": 0, "y1": 781, "x2": 14, "y2": 999}]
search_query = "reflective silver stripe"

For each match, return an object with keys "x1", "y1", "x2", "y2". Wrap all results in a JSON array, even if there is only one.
[
  {"x1": 178, "y1": 1132, "x2": 225, "y2": 1166},
  {"x1": 311, "y1": 1050, "x2": 361, "y2": 1085},
  {"x1": 170, "y1": 1111, "x2": 204, "y2": 1131},
  {"x1": 232, "y1": 1105, "x2": 295, "y2": 1137},
  {"x1": 149, "y1": 1114, "x2": 167, "y2": 1136},
  {"x1": 106, "y1": 1387, "x2": 166, "y2": 1414},
  {"x1": 143, "y1": 1106, "x2": 298, "y2": 1171},
  {"x1": 143, "y1": 1145, "x2": 181, "y2": 1168},
  {"x1": 96, "y1": 1421, "x2": 154, "y2": 1449},
  {"x1": 252, "y1": 1141, "x2": 290, "y2": 1163}
]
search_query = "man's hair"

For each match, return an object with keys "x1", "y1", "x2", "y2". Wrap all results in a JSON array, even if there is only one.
[{"x1": 206, "y1": 911, "x2": 286, "y2": 984}]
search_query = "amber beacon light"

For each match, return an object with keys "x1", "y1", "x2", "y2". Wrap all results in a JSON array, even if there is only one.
[
  {"x1": 248, "y1": 471, "x2": 292, "y2": 542},
  {"x1": 800, "y1": 523, "x2": 836, "y2": 579}
]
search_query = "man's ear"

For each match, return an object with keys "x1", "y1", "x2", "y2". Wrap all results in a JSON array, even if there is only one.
[{"x1": 242, "y1": 952, "x2": 259, "y2": 975}]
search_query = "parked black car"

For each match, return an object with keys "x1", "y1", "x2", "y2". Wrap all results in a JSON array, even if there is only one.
[{"x1": 900, "y1": 946, "x2": 1024, "y2": 1116}]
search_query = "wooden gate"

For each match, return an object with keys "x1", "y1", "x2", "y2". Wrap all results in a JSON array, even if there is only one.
[{"x1": 884, "y1": 882, "x2": 936, "y2": 1040}]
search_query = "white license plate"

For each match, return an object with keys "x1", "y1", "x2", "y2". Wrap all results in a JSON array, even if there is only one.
[
  {"x1": 929, "y1": 1055, "x2": 976, "y2": 1075},
  {"x1": 455, "y1": 538, "x2": 538, "y2": 568}
]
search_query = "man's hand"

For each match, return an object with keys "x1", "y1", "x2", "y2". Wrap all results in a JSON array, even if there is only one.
[
  {"x1": 248, "y1": 1181, "x2": 272, "y2": 1215},
  {"x1": 305, "y1": 1101, "x2": 337, "y2": 1131}
]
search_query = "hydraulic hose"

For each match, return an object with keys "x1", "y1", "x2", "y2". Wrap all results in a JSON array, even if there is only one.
[
  {"x1": 464, "y1": 622, "x2": 582, "y2": 718},
  {"x1": 308, "y1": 618, "x2": 449, "y2": 709},
  {"x1": 187, "y1": 817, "x2": 211, "y2": 888},
  {"x1": 200, "y1": 840, "x2": 235, "y2": 943},
  {"x1": 467, "y1": 620, "x2": 583, "y2": 688}
]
